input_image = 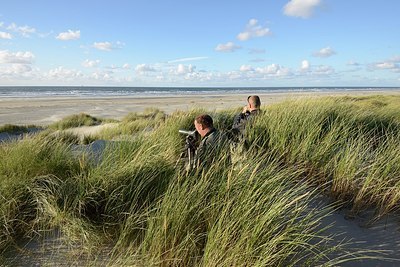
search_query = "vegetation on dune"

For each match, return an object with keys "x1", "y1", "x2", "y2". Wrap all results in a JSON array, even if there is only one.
[
  {"x1": 1, "y1": 95, "x2": 399, "y2": 265},
  {"x1": 95, "y1": 108, "x2": 167, "y2": 140},
  {"x1": 0, "y1": 135, "x2": 81, "y2": 254},
  {"x1": 247, "y1": 95, "x2": 400, "y2": 215},
  {"x1": 48, "y1": 113, "x2": 103, "y2": 130},
  {"x1": 0, "y1": 124, "x2": 41, "y2": 134}
]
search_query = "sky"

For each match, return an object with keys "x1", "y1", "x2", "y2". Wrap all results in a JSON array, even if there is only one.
[{"x1": 0, "y1": 0, "x2": 399, "y2": 87}]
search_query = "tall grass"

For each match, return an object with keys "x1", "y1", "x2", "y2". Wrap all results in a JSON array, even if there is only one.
[
  {"x1": 247, "y1": 95, "x2": 400, "y2": 215},
  {"x1": 1, "y1": 95, "x2": 399, "y2": 265},
  {"x1": 49, "y1": 113, "x2": 102, "y2": 130},
  {"x1": 0, "y1": 134, "x2": 81, "y2": 253},
  {"x1": 0, "y1": 124, "x2": 41, "y2": 134},
  {"x1": 134, "y1": 157, "x2": 341, "y2": 266}
]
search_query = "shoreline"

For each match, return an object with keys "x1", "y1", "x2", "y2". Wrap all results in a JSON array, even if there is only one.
[{"x1": 1, "y1": 89, "x2": 399, "y2": 126}]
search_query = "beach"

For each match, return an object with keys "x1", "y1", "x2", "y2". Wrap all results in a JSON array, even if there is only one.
[
  {"x1": 2, "y1": 90, "x2": 400, "y2": 266},
  {"x1": 1, "y1": 89, "x2": 400, "y2": 126}
]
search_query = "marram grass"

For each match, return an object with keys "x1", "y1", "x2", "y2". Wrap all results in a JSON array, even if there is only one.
[
  {"x1": 49, "y1": 113, "x2": 102, "y2": 130},
  {"x1": 0, "y1": 95, "x2": 399, "y2": 265}
]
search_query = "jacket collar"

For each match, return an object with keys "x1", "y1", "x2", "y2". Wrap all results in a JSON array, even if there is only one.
[{"x1": 203, "y1": 127, "x2": 216, "y2": 139}]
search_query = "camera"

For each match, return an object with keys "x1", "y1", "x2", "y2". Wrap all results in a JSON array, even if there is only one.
[
  {"x1": 178, "y1": 129, "x2": 199, "y2": 171},
  {"x1": 178, "y1": 129, "x2": 197, "y2": 136},
  {"x1": 179, "y1": 129, "x2": 198, "y2": 149}
]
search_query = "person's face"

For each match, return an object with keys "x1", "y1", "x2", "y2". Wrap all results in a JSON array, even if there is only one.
[
  {"x1": 194, "y1": 120, "x2": 202, "y2": 132},
  {"x1": 246, "y1": 97, "x2": 252, "y2": 110},
  {"x1": 247, "y1": 99, "x2": 254, "y2": 110},
  {"x1": 194, "y1": 120, "x2": 206, "y2": 137}
]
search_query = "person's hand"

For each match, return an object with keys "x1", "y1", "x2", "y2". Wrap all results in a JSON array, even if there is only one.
[{"x1": 242, "y1": 105, "x2": 249, "y2": 113}]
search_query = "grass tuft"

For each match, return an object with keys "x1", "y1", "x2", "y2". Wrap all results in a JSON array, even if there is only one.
[{"x1": 1, "y1": 95, "x2": 399, "y2": 265}]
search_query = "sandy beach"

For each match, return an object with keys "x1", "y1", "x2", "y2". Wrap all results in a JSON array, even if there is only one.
[{"x1": 1, "y1": 89, "x2": 400, "y2": 126}]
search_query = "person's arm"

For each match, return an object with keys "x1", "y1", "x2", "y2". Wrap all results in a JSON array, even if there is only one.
[{"x1": 232, "y1": 112, "x2": 245, "y2": 129}]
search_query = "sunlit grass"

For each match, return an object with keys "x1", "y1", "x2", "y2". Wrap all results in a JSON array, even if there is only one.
[
  {"x1": 1, "y1": 94, "x2": 399, "y2": 265},
  {"x1": 49, "y1": 113, "x2": 103, "y2": 130}
]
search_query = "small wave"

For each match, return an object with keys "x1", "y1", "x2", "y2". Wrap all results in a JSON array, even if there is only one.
[{"x1": 0, "y1": 86, "x2": 398, "y2": 98}]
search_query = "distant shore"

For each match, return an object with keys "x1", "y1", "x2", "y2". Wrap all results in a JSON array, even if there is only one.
[{"x1": 1, "y1": 89, "x2": 399, "y2": 126}]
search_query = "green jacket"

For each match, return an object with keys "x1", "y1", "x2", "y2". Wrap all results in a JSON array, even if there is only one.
[{"x1": 194, "y1": 128, "x2": 229, "y2": 169}]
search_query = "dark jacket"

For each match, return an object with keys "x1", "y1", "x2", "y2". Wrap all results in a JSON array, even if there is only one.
[
  {"x1": 194, "y1": 128, "x2": 229, "y2": 169},
  {"x1": 231, "y1": 109, "x2": 260, "y2": 142}
]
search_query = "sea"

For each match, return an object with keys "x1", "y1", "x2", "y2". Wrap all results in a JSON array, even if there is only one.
[{"x1": 0, "y1": 86, "x2": 399, "y2": 98}]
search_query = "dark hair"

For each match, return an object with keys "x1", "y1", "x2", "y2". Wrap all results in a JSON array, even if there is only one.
[
  {"x1": 248, "y1": 95, "x2": 261, "y2": 108},
  {"x1": 195, "y1": 114, "x2": 213, "y2": 128}
]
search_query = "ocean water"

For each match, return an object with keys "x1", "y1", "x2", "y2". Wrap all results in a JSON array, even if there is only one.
[{"x1": 0, "y1": 86, "x2": 398, "y2": 98}]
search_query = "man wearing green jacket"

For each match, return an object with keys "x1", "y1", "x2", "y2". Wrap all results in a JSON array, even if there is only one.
[{"x1": 192, "y1": 114, "x2": 229, "y2": 170}]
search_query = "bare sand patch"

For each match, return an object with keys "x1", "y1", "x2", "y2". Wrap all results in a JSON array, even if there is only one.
[{"x1": 63, "y1": 123, "x2": 118, "y2": 139}]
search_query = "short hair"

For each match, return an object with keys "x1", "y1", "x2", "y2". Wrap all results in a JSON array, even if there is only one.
[
  {"x1": 248, "y1": 95, "x2": 261, "y2": 108},
  {"x1": 195, "y1": 114, "x2": 213, "y2": 128}
]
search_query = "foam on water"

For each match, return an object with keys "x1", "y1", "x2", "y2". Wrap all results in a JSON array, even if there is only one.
[{"x1": 0, "y1": 86, "x2": 398, "y2": 98}]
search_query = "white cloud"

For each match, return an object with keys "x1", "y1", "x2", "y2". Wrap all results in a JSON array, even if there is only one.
[
  {"x1": 298, "y1": 60, "x2": 336, "y2": 76},
  {"x1": 0, "y1": 50, "x2": 35, "y2": 64},
  {"x1": 46, "y1": 66, "x2": 83, "y2": 80},
  {"x1": 122, "y1": 63, "x2": 131, "y2": 69},
  {"x1": 367, "y1": 57, "x2": 398, "y2": 71},
  {"x1": 93, "y1": 41, "x2": 124, "y2": 51},
  {"x1": 135, "y1": 64, "x2": 156, "y2": 73},
  {"x1": 313, "y1": 46, "x2": 336, "y2": 58},
  {"x1": 248, "y1": 48, "x2": 266, "y2": 54},
  {"x1": 313, "y1": 65, "x2": 334, "y2": 75},
  {"x1": 0, "y1": 64, "x2": 33, "y2": 76},
  {"x1": 256, "y1": 64, "x2": 280, "y2": 74},
  {"x1": 168, "y1": 57, "x2": 208, "y2": 63},
  {"x1": 389, "y1": 56, "x2": 400, "y2": 63},
  {"x1": 56, "y1": 30, "x2": 80, "y2": 41},
  {"x1": 237, "y1": 19, "x2": 271, "y2": 41},
  {"x1": 176, "y1": 64, "x2": 195, "y2": 75},
  {"x1": 347, "y1": 60, "x2": 360, "y2": 66},
  {"x1": 105, "y1": 63, "x2": 132, "y2": 70},
  {"x1": 82, "y1": 59, "x2": 100, "y2": 68},
  {"x1": 90, "y1": 70, "x2": 114, "y2": 81},
  {"x1": 93, "y1": 42, "x2": 113, "y2": 51},
  {"x1": 255, "y1": 64, "x2": 292, "y2": 77},
  {"x1": 301, "y1": 60, "x2": 310, "y2": 71},
  {"x1": 367, "y1": 56, "x2": 400, "y2": 72},
  {"x1": 107, "y1": 64, "x2": 118, "y2": 70},
  {"x1": 240, "y1": 65, "x2": 254, "y2": 72},
  {"x1": 284, "y1": 0, "x2": 322, "y2": 19},
  {"x1": 6, "y1": 22, "x2": 36, "y2": 37},
  {"x1": 0, "y1": 31, "x2": 12, "y2": 39},
  {"x1": 250, "y1": 58, "x2": 266, "y2": 63},
  {"x1": 374, "y1": 62, "x2": 397, "y2": 70},
  {"x1": 215, "y1": 42, "x2": 242, "y2": 52}
]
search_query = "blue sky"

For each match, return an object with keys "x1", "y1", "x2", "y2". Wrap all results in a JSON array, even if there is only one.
[{"x1": 0, "y1": 0, "x2": 399, "y2": 87}]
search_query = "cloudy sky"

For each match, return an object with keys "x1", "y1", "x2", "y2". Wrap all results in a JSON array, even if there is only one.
[{"x1": 0, "y1": 0, "x2": 399, "y2": 87}]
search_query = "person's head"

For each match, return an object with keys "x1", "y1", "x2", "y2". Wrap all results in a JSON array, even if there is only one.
[
  {"x1": 194, "y1": 114, "x2": 214, "y2": 137},
  {"x1": 247, "y1": 95, "x2": 261, "y2": 111}
]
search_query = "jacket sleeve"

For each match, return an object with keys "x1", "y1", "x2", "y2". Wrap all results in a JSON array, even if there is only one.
[{"x1": 232, "y1": 113, "x2": 245, "y2": 130}]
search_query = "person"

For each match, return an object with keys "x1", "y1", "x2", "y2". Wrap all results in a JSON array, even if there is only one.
[
  {"x1": 190, "y1": 114, "x2": 229, "y2": 170},
  {"x1": 231, "y1": 95, "x2": 261, "y2": 143}
]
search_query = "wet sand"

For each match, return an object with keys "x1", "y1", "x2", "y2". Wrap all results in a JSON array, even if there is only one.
[{"x1": 1, "y1": 90, "x2": 399, "y2": 126}]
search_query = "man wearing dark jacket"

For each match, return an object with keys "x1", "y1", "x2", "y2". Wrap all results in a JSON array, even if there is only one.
[
  {"x1": 192, "y1": 114, "x2": 229, "y2": 170},
  {"x1": 231, "y1": 95, "x2": 261, "y2": 142}
]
